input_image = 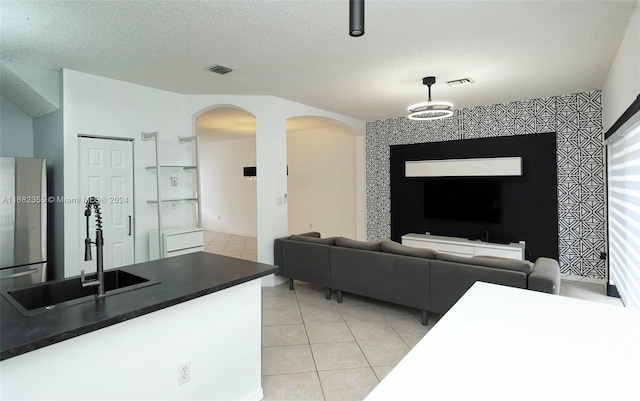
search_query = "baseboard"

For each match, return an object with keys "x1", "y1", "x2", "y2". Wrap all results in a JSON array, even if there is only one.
[
  {"x1": 580, "y1": 276, "x2": 606, "y2": 285},
  {"x1": 607, "y1": 283, "x2": 621, "y2": 298},
  {"x1": 261, "y1": 273, "x2": 288, "y2": 287},
  {"x1": 244, "y1": 387, "x2": 264, "y2": 401},
  {"x1": 561, "y1": 274, "x2": 605, "y2": 285},
  {"x1": 202, "y1": 228, "x2": 257, "y2": 238}
]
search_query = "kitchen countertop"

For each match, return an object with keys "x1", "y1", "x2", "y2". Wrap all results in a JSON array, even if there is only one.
[
  {"x1": 364, "y1": 282, "x2": 640, "y2": 401},
  {"x1": 0, "y1": 252, "x2": 278, "y2": 361}
]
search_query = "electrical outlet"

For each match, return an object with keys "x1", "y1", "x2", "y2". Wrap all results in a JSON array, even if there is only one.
[
  {"x1": 178, "y1": 362, "x2": 190, "y2": 386},
  {"x1": 170, "y1": 177, "x2": 178, "y2": 187},
  {"x1": 309, "y1": 223, "x2": 312, "y2": 229}
]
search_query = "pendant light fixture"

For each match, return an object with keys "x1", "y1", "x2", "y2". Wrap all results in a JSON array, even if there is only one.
[
  {"x1": 349, "y1": 0, "x2": 364, "y2": 37},
  {"x1": 407, "y1": 76, "x2": 454, "y2": 121}
]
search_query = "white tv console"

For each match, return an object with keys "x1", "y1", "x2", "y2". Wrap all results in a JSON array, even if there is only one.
[{"x1": 401, "y1": 233, "x2": 525, "y2": 260}]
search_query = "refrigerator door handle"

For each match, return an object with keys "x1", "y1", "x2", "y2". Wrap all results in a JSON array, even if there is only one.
[
  {"x1": 128, "y1": 215, "x2": 132, "y2": 236},
  {"x1": 0, "y1": 268, "x2": 38, "y2": 280}
]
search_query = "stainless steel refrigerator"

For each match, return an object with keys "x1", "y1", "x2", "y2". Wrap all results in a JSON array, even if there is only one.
[{"x1": 0, "y1": 157, "x2": 47, "y2": 290}]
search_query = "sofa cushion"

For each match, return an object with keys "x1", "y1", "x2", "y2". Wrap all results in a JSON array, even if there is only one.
[
  {"x1": 335, "y1": 237, "x2": 381, "y2": 251},
  {"x1": 288, "y1": 234, "x2": 336, "y2": 246},
  {"x1": 380, "y1": 240, "x2": 436, "y2": 259},
  {"x1": 436, "y1": 253, "x2": 533, "y2": 274}
]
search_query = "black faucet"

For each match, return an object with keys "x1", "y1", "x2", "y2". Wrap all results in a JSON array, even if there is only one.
[{"x1": 81, "y1": 197, "x2": 105, "y2": 297}]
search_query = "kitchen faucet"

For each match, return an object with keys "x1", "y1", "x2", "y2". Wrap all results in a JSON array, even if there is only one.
[{"x1": 81, "y1": 197, "x2": 105, "y2": 297}]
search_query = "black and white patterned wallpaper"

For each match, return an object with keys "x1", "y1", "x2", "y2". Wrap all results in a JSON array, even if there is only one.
[{"x1": 366, "y1": 91, "x2": 605, "y2": 279}]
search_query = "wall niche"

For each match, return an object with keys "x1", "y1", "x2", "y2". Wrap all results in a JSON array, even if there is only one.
[{"x1": 390, "y1": 133, "x2": 559, "y2": 262}]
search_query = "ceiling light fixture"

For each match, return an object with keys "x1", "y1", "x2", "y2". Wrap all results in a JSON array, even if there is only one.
[
  {"x1": 407, "y1": 76, "x2": 454, "y2": 121},
  {"x1": 349, "y1": 0, "x2": 364, "y2": 37}
]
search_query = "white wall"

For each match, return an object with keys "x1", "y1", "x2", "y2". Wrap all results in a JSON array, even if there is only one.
[
  {"x1": 199, "y1": 137, "x2": 257, "y2": 236},
  {"x1": 185, "y1": 97, "x2": 365, "y2": 280},
  {"x1": 602, "y1": 0, "x2": 640, "y2": 132},
  {"x1": 62, "y1": 69, "x2": 189, "y2": 277},
  {"x1": 287, "y1": 125, "x2": 356, "y2": 238},
  {"x1": 199, "y1": 124, "x2": 361, "y2": 240},
  {"x1": 59, "y1": 73, "x2": 366, "y2": 280},
  {"x1": 0, "y1": 95, "x2": 33, "y2": 157}
]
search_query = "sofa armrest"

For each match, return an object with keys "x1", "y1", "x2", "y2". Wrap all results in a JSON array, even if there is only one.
[
  {"x1": 273, "y1": 237, "x2": 285, "y2": 274},
  {"x1": 274, "y1": 232, "x2": 322, "y2": 273},
  {"x1": 281, "y1": 240, "x2": 331, "y2": 287},
  {"x1": 528, "y1": 257, "x2": 561, "y2": 295}
]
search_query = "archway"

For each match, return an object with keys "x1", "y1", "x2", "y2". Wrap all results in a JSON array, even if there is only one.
[{"x1": 195, "y1": 105, "x2": 258, "y2": 261}]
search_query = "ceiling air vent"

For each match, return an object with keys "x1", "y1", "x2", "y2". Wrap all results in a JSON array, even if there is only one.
[
  {"x1": 446, "y1": 77, "x2": 475, "y2": 87},
  {"x1": 207, "y1": 65, "x2": 233, "y2": 75}
]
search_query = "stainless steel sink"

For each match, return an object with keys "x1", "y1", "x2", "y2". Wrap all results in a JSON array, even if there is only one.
[{"x1": 2, "y1": 269, "x2": 159, "y2": 316}]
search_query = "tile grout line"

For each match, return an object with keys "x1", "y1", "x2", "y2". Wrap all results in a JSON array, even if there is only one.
[
  {"x1": 295, "y1": 286, "x2": 328, "y2": 401},
  {"x1": 339, "y1": 302, "x2": 382, "y2": 384},
  {"x1": 383, "y1": 316, "x2": 416, "y2": 351}
]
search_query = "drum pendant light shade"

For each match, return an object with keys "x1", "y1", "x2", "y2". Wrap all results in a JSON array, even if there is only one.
[{"x1": 350, "y1": 0, "x2": 364, "y2": 37}]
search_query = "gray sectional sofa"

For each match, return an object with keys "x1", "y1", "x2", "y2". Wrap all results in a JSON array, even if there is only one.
[{"x1": 273, "y1": 232, "x2": 560, "y2": 325}]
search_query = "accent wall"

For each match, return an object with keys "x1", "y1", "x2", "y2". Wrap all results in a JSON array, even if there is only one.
[
  {"x1": 366, "y1": 91, "x2": 605, "y2": 279},
  {"x1": 390, "y1": 133, "x2": 558, "y2": 262}
]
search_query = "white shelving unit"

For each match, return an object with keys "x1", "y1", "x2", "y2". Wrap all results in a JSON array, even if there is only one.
[
  {"x1": 405, "y1": 157, "x2": 523, "y2": 177},
  {"x1": 401, "y1": 233, "x2": 525, "y2": 260},
  {"x1": 149, "y1": 227, "x2": 204, "y2": 259},
  {"x1": 142, "y1": 132, "x2": 203, "y2": 259}
]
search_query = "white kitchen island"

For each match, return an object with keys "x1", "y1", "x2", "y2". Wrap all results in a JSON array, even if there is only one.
[
  {"x1": 0, "y1": 252, "x2": 276, "y2": 400},
  {"x1": 365, "y1": 282, "x2": 640, "y2": 401}
]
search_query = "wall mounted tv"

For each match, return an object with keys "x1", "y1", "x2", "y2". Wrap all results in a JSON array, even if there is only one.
[{"x1": 424, "y1": 178, "x2": 501, "y2": 222}]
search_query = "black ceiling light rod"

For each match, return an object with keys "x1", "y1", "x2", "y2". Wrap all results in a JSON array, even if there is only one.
[{"x1": 349, "y1": 0, "x2": 364, "y2": 37}]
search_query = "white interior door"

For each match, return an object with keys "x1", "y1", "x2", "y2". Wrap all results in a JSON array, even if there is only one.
[{"x1": 79, "y1": 137, "x2": 134, "y2": 271}]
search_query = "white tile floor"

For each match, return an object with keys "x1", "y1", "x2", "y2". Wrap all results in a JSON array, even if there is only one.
[
  {"x1": 203, "y1": 230, "x2": 257, "y2": 262},
  {"x1": 202, "y1": 231, "x2": 625, "y2": 401},
  {"x1": 260, "y1": 281, "x2": 427, "y2": 401}
]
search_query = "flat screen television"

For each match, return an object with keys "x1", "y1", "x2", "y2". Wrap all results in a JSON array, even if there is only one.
[{"x1": 424, "y1": 178, "x2": 501, "y2": 222}]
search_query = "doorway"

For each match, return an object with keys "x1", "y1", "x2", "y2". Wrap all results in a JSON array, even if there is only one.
[
  {"x1": 78, "y1": 136, "x2": 135, "y2": 271},
  {"x1": 196, "y1": 106, "x2": 258, "y2": 261}
]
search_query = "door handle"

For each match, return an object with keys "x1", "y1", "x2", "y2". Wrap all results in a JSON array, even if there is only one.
[
  {"x1": 0, "y1": 268, "x2": 38, "y2": 280},
  {"x1": 128, "y1": 215, "x2": 132, "y2": 236}
]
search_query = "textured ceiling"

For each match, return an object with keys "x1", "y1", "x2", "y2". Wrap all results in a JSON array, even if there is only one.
[{"x1": 1, "y1": 0, "x2": 636, "y2": 122}]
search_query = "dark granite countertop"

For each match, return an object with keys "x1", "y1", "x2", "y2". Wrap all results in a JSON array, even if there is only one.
[{"x1": 0, "y1": 252, "x2": 277, "y2": 361}]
